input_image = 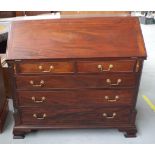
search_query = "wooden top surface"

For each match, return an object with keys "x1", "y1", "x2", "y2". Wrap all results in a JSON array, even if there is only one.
[{"x1": 6, "y1": 17, "x2": 147, "y2": 60}]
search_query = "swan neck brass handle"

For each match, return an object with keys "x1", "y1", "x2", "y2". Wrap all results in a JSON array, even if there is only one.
[
  {"x1": 30, "y1": 80, "x2": 44, "y2": 87},
  {"x1": 105, "y1": 95, "x2": 119, "y2": 102},
  {"x1": 102, "y1": 112, "x2": 116, "y2": 119},
  {"x1": 31, "y1": 96, "x2": 46, "y2": 103},
  {"x1": 33, "y1": 113, "x2": 47, "y2": 120},
  {"x1": 106, "y1": 79, "x2": 122, "y2": 86},
  {"x1": 97, "y1": 64, "x2": 113, "y2": 72},
  {"x1": 38, "y1": 65, "x2": 54, "y2": 73}
]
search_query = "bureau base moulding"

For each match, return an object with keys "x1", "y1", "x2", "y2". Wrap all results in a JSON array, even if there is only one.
[{"x1": 12, "y1": 109, "x2": 137, "y2": 139}]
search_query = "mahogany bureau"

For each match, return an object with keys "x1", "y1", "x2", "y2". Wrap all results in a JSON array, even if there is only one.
[{"x1": 6, "y1": 17, "x2": 147, "y2": 138}]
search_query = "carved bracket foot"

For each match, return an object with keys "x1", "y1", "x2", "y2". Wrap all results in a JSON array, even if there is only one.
[
  {"x1": 119, "y1": 127, "x2": 137, "y2": 138},
  {"x1": 13, "y1": 128, "x2": 32, "y2": 139}
]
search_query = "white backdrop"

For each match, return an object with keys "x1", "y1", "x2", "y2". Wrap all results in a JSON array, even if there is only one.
[{"x1": 0, "y1": 0, "x2": 155, "y2": 10}]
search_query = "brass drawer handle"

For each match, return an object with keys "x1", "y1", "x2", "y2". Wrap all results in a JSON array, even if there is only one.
[
  {"x1": 30, "y1": 80, "x2": 44, "y2": 87},
  {"x1": 102, "y1": 112, "x2": 116, "y2": 119},
  {"x1": 105, "y1": 95, "x2": 119, "y2": 102},
  {"x1": 106, "y1": 79, "x2": 122, "y2": 86},
  {"x1": 38, "y1": 65, "x2": 54, "y2": 72},
  {"x1": 31, "y1": 96, "x2": 46, "y2": 103},
  {"x1": 33, "y1": 113, "x2": 47, "y2": 120},
  {"x1": 97, "y1": 64, "x2": 113, "y2": 72}
]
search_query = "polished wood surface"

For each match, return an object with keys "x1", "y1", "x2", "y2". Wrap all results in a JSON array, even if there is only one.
[
  {"x1": 17, "y1": 61, "x2": 74, "y2": 74},
  {"x1": 3, "y1": 67, "x2": 12, "y2": 98},
  {"x1": 7, "y1": 17, "x2": 146, "y2": 60},
  {"x1": 17, "y1": 89, "x2": 135, "y2": 107},
  {"x1": 77, "y1": 60, "x2": 136, "y2": 73},
  {"x1": 6, "y1": 17, "x2": 146, "y2": 138},
  {"x1": 0, "y1": 11, "x2": 16, "y2": 18},
  {"x1": 16, "y1": 73, "x2": 137, "y2": 90},
  {"x1": 20, "y1": 107, "x2": 131, "y2": 125}
]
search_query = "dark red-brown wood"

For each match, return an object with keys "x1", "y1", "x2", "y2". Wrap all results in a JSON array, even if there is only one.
[
  {"x1": 20, "y1": 107, "x2": 131, "y2": 125},
  {"x1": 7, "y1": 17, "x2": 146, "y2": 60},
  {"x1": 6, "y1": 17, "x2": 147, "y2": 138},
  {"x1": 17, "y1": 89, "x2": 135, "y2": 107},
  {"x1": 16, "y1": 61, "x2": 74, "y2": 74},
  {"x1": 15, "y1": 73, "x2": 137, "y2": 90}
]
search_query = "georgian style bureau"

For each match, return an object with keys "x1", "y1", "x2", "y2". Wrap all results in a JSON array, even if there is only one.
[{"x1": 6, "y1": 17, "x2": 147, "y2": 138}]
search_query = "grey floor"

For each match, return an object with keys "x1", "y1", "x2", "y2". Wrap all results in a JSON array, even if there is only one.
[{"x1": 0, "y1": 24, "x2": 155, "y2": 144}]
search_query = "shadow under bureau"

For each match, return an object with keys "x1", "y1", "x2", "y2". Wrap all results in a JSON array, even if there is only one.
[{"x1": 6, "y1": 17, "x2": 147, "y2": 138}]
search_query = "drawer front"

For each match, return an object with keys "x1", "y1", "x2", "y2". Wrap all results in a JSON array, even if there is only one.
[
  {"x1": 20, "y1": 107, "x2": 131, "y2": 125},
  {"x1": 16, "y1": 74, "x2": 137, "y2": 90},
  {"x1": 81, "y1": 90, "x2": 134, "y2": 105},
  {"x1": 16, "y1": 75, "x2": 79, "y2": 90},
  {"x1": 18, "y1": 91, "x2": 78, "y2": 106},
  {"x1": 77, "y1": 60, "x2": 136, "y2": 73},
  {"x1": 17, "y1": 89, "x2": 134, "y2": 106},
  {"x1": 16, "y1": 61, "x2": 74, "y2": 74}
]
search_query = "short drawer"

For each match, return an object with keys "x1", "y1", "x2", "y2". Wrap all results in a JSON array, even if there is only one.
[
  {"x1": 20, "y1": 107, "x2": 131, "y2": 126},
  {"x1": 15, "y1": 61, "x2": 74, "y2": 74},
  {"x1": 17, "y1": 89, "x2": 135, "y2": 106},
  {"x1": 16, "y1": 75, "x2": 79, "y2": 90},
  {"x1": 77, "y1": 60, "x2": 136, "y2": 73},
  {"x1": 81, "y1": 89, "x2": 134, "y2": 105},
  {"x1": 17, "y1": 90, "x2": 78, "y2": 106},
  {"x1": 16, "y1": 73, "x2": 137, "y2": 90}
]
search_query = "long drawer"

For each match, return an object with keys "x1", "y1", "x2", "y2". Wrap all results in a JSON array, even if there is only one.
[
  {"x1": 20, "y1": 107, "x2": 131, "y2": 126},
  {"x1": 17, "y1": 89, "x2": 135, "y2": 106},
  {"x1": 16, "y1": 74, "x2": 137, "y2": 90}
]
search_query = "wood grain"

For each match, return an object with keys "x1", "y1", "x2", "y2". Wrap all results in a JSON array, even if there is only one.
[
  {"x1": 20, "y1": 107, "x2": 131, "y2": 125},
  {"x1": 16, "y1": 73, "x2": 137, "y2": 90},
  {"x1": 6, "y1": 17, "x2": 147, "y2": 138},
  {"x1": 77, "y1": 60, "x2": 136, "y2": 73},
  {"x1": 17, "y1": 89, "x2": 135, "y2": 107},
  {"x1": 17, "y1": 61, "x2": 74, "y2": 74},
  {"x1": 6, "y1": 17, "x2": 146, "y2": 60}
]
